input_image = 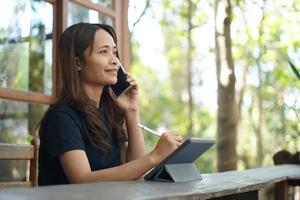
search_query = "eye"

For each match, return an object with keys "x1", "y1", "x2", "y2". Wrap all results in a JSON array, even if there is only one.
[
  {"x1": 113, "y1": 51, "x2": 118, "y2": 56},
  {"x1": 99, "y1": 49, "x2": 108, "y2": 54}
]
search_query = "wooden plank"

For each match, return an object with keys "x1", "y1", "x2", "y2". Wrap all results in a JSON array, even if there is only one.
[
  {"x1": 0, "y1": 87, "x2": 54, "y2": 105},
  {"x1": 70, "y1": 0, "x2": 115, "y2": 18},
  {"x1": 0, "y1": 144, "x2": 34, "y2": 160},
  {"x1": 0, "y1": 182, "x2": 32, "y2": 189}
]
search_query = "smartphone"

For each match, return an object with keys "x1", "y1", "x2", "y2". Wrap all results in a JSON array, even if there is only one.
[{"x1": 111, "y1": 64, "x2": 132, "y2": 98}]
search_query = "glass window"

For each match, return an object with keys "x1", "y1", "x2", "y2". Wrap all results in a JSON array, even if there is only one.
[
  {"x1": 90, "y1": 0, "x2": 113, "y2": 9},
  {"x1": 0, "y1": 0, "x2": 53, "y2": 95},
  {"x1": 68, "y1": 2, "x2": 113, "y2": 26},
  {"x1": 0, "y1": 99, "x2": 48, "y2": 145}
]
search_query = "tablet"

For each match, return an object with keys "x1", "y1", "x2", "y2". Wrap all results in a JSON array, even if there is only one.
[{"x1": 144, "y1": 138, "x2": 214, "y2": 180}]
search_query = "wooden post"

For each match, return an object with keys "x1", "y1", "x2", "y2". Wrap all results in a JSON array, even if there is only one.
[
  {"x1": 53, "y1": 0, "x2": 68, "y2": 98},
  {"x1": 275, "y1": 180, "x2": 288, "y2": 200}
]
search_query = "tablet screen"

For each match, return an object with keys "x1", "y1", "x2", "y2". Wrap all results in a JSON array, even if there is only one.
[{"x1": 164, "y1": 138, "x2": 214, "y2": 165}]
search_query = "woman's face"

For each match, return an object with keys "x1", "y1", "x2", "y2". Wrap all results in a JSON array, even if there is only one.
[{"x1": 80, "y1": 29, "x2": 119, "y2": 88}]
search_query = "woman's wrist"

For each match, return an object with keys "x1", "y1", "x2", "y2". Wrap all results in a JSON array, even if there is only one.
[
  {"x1": 124, "y1": 108, "x2": 140, "y2": 119},
  {"x1": 148, "y1": 150, "x2": 160, "y2": 166}
]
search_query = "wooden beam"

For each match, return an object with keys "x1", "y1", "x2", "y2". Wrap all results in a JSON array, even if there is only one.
[
  {"x1": 114, "y1": 0, "x2": 122, "y2": 62},
  {"x1": 53, "y1": 0, "x2": 68, "y2": 98},
  {"x1": 121, "y1": 0, "x2": 130, "y2": 69},
  {"x1": 114, "y1": 0, "x2": 130, "y2": 69},
  {"x1": 275, "y1": 180, "x2": 289, "y2": 200},
  {"x1": 0, "y1": 87, "x2": 54, "y2": 105},
  {"x1": 0, "y1": 182, "x2": 33, "y2": 188},
  {"x1": 30, "y1": 140, "x2": 39, "y2": 186},
  {"x1": 0, "y1": 144, "x2": 34, "y2": 160}
]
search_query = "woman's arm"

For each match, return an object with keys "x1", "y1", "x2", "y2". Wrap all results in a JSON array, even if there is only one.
[
  {"x1": 123, "y1": 109, "x2": 145, "y2": 162},
  {"x1": 60, "y1": 149, "x2": 155, "y2": 183},
  {"x1": 109, "y1": 73, "x2": 146, "y2": 162},
  {"x1": 59, "y1": 132, "x2": 182, "y2": 183}
]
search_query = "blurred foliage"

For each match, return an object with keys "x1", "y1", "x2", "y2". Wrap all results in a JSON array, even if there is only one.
[
  {"x1": 130, "y1": 0, "x2": 300, "y2": 172},
  {"x1": 130, "y1": 0, "x2": 215, "y2": 172},
  {"x1": 232, "y1": 0, "x2": 300, "y2": 169}
]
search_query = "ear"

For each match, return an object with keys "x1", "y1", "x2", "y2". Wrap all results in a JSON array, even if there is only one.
[{"x1": 74, "y1": 57, "x2": 82, "y2": 71}]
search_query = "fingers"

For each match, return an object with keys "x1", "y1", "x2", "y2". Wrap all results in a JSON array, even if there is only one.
[
  {"x1": 161, "y1": 131, "x2": 182, "y2": 138},
  {"x1": 153, "y1": 131, "x2": 184, "y2": 163},
  {"x1": 169, "y1": 138, "x2": 183, "y2": 150},
  {"x1": 175, "y1": 135, "x2": 183, "y2": 143},
  {"x1": 125, "y1": 72, "x2": 132, "y2": 82},
  {"x1": 125, "y1": 72, "x2": 138, "y2": 89},
  {"x1": 161, "y1": 132, "x2": 183, "y2": 146}
]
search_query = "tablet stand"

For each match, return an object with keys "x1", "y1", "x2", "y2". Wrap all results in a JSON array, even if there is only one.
[
  {"x1": 144, "y1": 138, "x2": 214, "y2": 182},
  {"x1": 155, "y1": 163, "x2": 202, "y2": 182}
]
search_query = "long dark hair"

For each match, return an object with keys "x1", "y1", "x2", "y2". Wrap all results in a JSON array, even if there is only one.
[{"x1": 40, "y1": 23, "x2": 127, "y2": 152}]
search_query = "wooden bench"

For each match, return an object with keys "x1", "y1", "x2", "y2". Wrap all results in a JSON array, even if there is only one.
[
  {"x1": 0, "y1": 164, "x2": 298, "y2": 199},
  {"x1": 0, "y1": 143, "x2": 38, "y2": 188}
]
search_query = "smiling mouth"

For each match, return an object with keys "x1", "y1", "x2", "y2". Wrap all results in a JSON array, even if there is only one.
[{"x1": 105, "y1": 69, "x2": 118, "y2": 75}]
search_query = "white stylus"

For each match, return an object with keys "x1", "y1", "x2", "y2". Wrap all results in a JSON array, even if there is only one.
[{"x1": 138, "y1": 123, "x2": 161, "y2": 137}]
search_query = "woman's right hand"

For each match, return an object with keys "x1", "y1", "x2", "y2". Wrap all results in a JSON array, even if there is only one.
[{"x1": 150, "y1": 131, "x2": 183, "y2": 165}]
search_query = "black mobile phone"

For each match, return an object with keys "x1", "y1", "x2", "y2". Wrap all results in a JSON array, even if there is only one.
[{"x1": 111, "y1": 64, "x2": 132, "y2": 98}]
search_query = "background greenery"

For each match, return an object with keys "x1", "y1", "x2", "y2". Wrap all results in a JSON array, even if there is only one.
[{"x1": 129, "y1": 0, "x2": 300, "y2": 172}]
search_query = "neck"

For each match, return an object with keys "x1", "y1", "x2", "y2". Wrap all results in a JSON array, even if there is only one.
[{"x1": 83, "y1": 84, "x2": 104, "y2": 108}]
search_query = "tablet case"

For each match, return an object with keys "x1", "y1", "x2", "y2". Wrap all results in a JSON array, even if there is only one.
[{"x1": 144, "y1": 138, "x2": 214, "y2": 182}]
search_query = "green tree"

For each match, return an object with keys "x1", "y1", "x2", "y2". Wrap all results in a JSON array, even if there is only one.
[{"x1": 215, "y1": 0, "x2": 238, "y2": 171}]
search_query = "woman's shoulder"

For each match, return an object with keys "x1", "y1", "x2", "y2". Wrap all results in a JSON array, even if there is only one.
[
  {"x1": 40, "y1": 104, "x2": 84, "y2": 135},
  {"x1": 44, "y1": 103, "x2": 82, "y2": 122}
]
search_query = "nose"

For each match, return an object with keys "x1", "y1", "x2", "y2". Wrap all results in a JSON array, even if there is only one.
[{"x1": 111, "y1": 56, "x2": 120, "y2": 67}]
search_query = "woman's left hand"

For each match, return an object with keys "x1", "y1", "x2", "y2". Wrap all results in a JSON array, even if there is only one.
[{"x1": 109, "y1": 72, "x2": 139, "y2": 115}]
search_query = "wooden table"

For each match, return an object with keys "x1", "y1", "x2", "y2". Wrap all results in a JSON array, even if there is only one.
[{"x1": 0, "y1": 164, "x2": 299, "y2": 200}]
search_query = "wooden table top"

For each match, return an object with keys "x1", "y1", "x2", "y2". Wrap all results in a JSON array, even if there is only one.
[{"x1": 0, "y1": 164, "x2": 299, "y2": 200}]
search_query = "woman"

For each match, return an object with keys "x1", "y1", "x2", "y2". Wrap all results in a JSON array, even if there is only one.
[{"x1": 38, "y1": 22, "x2": 183, "y2": 185}]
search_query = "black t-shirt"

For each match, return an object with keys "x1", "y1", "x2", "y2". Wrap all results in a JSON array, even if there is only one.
[{"x1": 38, "y1": 104, "x2": 121, "y2": 186}]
